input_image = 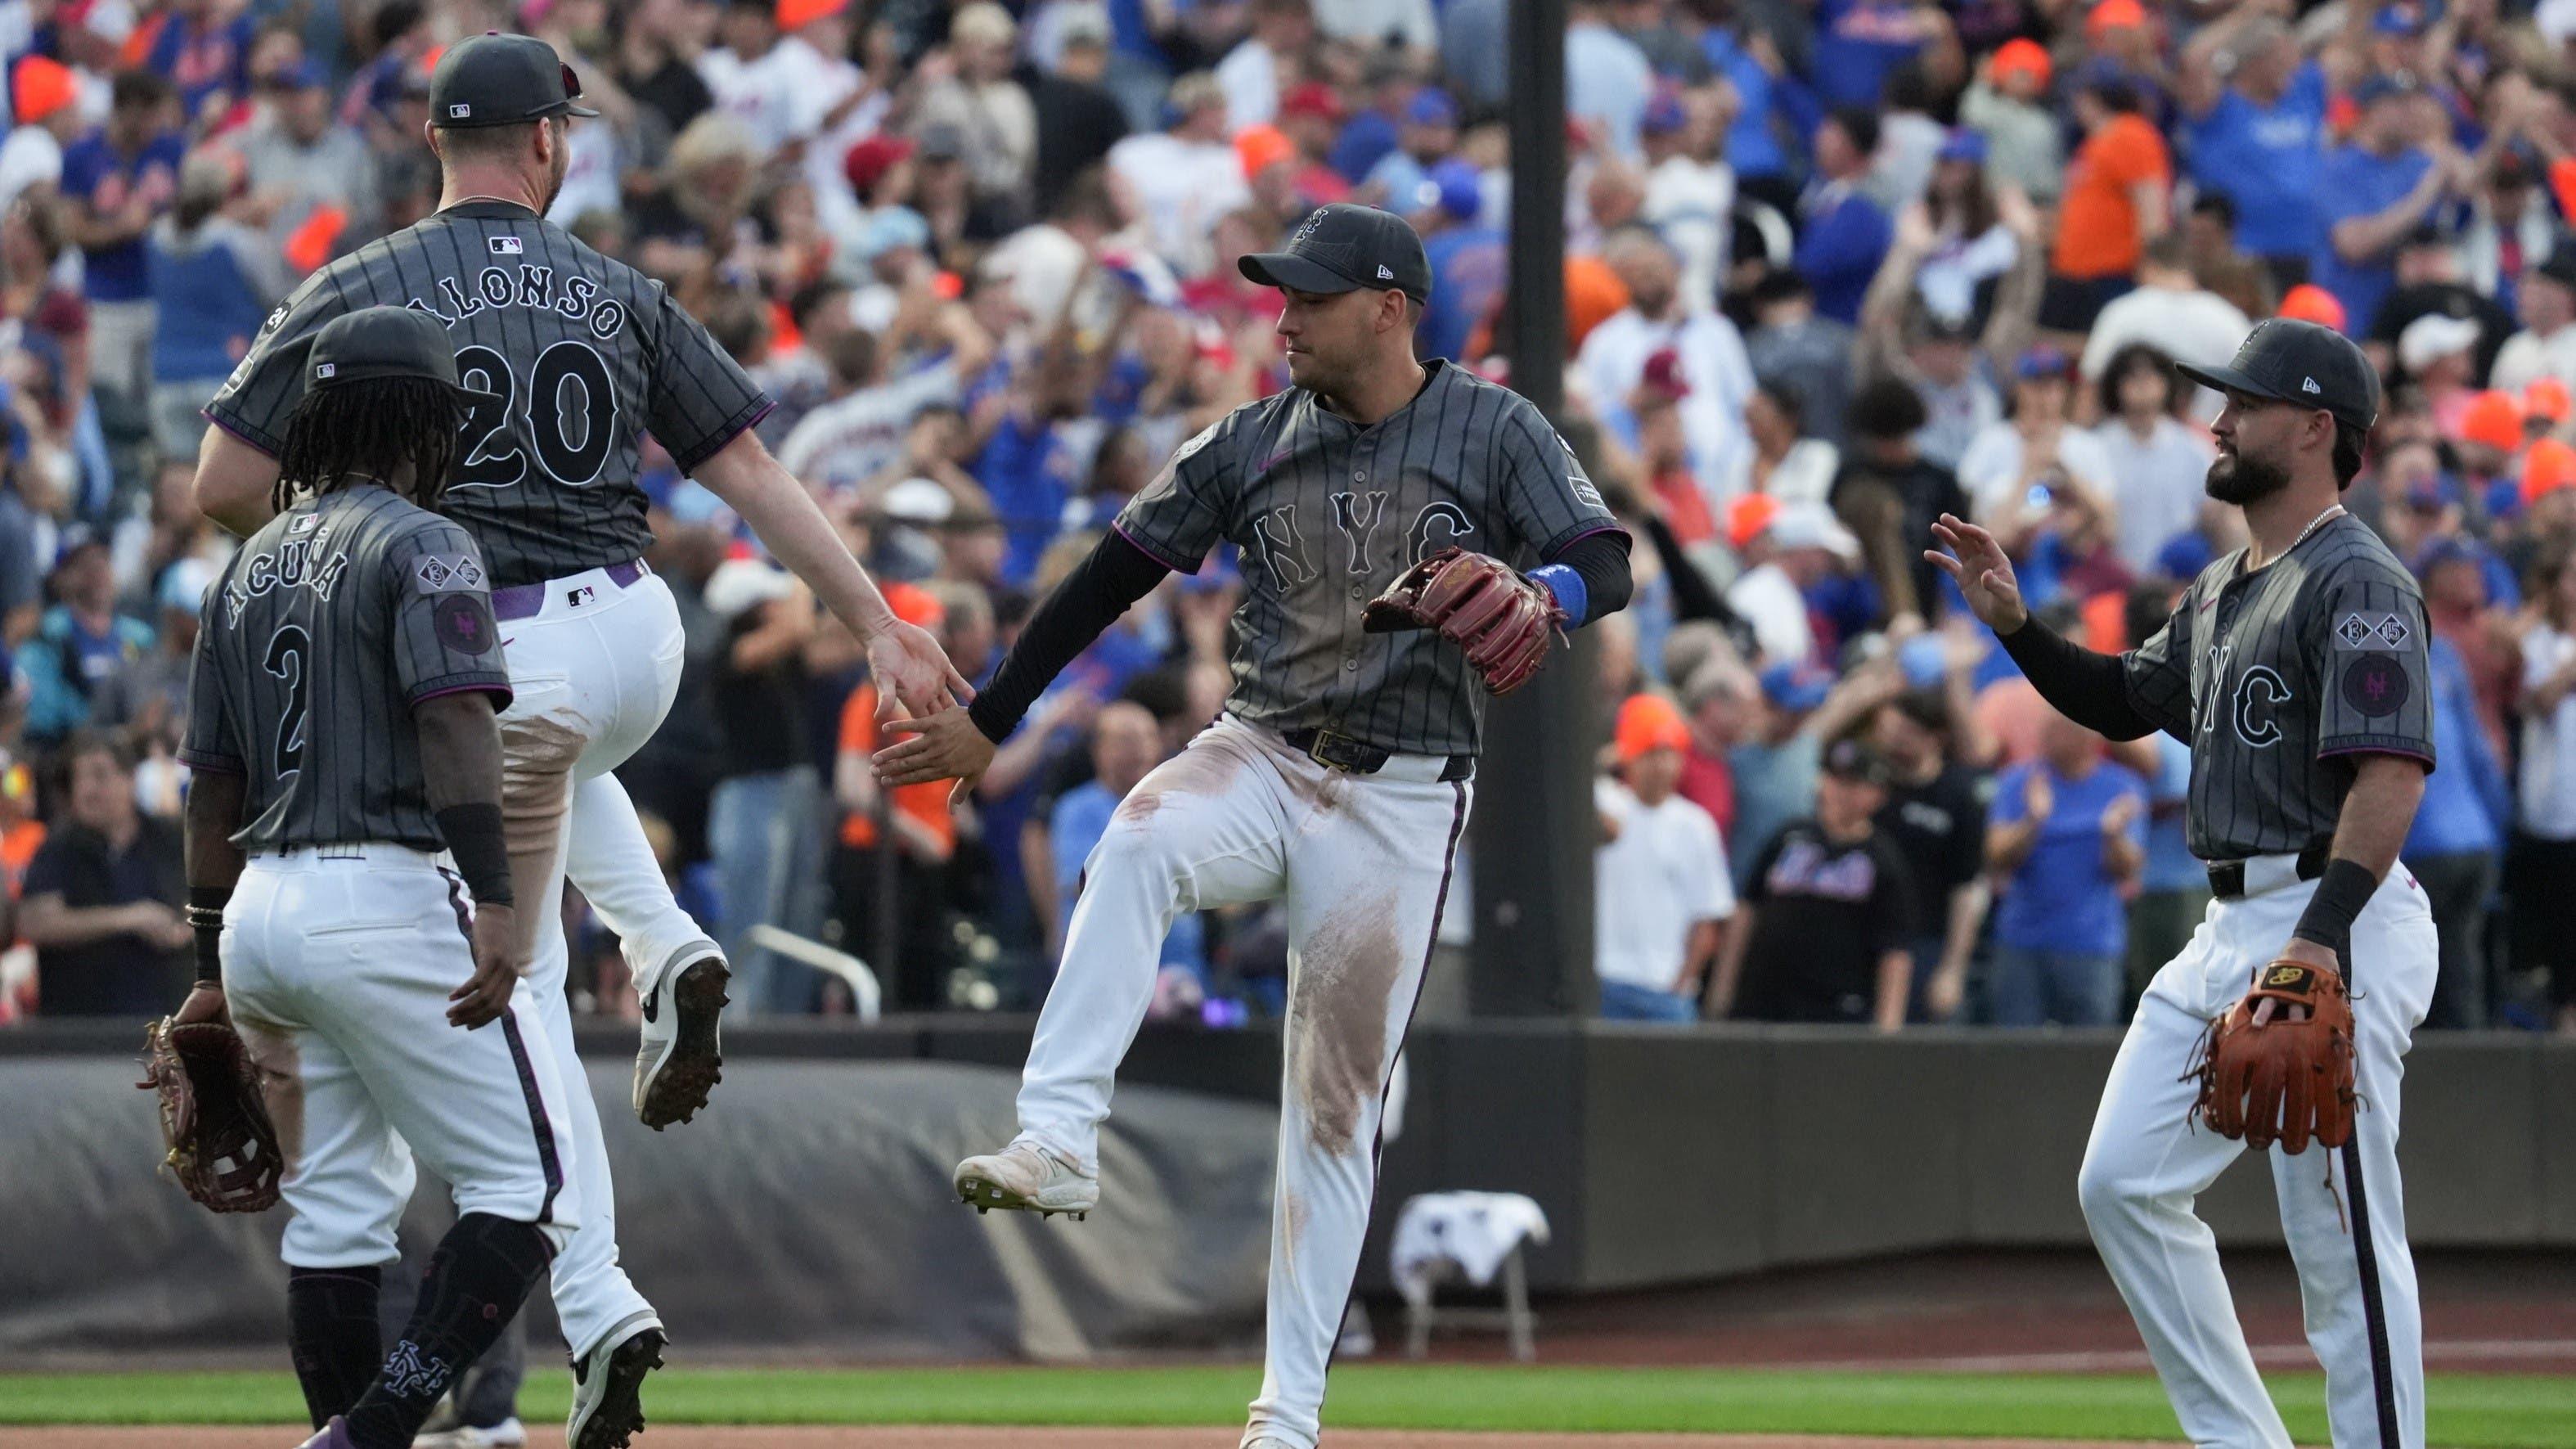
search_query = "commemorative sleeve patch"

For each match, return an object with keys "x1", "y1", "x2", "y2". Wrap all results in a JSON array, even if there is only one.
[
  {"x1": 2340, "y1": 652, "x2": 2410, "y2": 718},
  {"x1": 414, "y1": 553, "x2": 487, "y2": 593}
]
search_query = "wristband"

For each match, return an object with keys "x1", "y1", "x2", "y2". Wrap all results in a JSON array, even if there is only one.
[
  {"x1": 188, "y1": 885, "x2": 232, "y2": 986},
  {"x1": 434, "y1": 803, "x2": 515, "y2": 907},
  {"x1": 2291, "y1": 857, "x2": 2378, "y2": 969},
  {"x1": 1527, "y1": 563, "x2": 1588, "y2": 626}
]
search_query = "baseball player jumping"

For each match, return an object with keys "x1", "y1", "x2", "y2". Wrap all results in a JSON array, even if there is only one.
[
  {"x1": 876, "y1": 203, "x2": 1634, "y2": 1449},
  {"x1": 167, "y1": 307, "x2": 572, "y2": 1449},
  {"x1": 187, "y1": 34, "x2": 966, "y2": 1448},
  {"x1": 1932, "y1": 319, "x2": 2439, "y2": 1449}
]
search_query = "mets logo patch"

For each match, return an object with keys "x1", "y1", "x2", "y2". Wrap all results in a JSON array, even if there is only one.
[
  {"x1": 434, "y1": 593, "x2": 497, "y2": 653},
  {"x1": 2340, "y1": 652, "x2": 2409, "y2": 718}
]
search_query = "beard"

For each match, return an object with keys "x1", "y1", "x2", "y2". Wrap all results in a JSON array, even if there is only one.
[{"x1": 2205, "y1": 445, "x2": 2291, "y2": 505}]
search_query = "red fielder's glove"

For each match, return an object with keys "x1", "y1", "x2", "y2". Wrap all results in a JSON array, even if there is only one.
[
  {"x1": 1363, "y1": 547, "x2": 1567, "y2": 695},
  {"x1": 137, "y1": 1017, "x2": 284, "y2": 1213},
  {"x1": 2185, "y1": 959, "x2": 2358, "y2": 1154}
]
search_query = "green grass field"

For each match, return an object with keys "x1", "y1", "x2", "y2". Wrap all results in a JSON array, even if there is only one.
[{"x1": 2, "y1": 1366, "x2": 2573, "y2": 1446}]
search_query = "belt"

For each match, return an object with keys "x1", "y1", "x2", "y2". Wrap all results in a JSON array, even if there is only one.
[
  {"x1": 2207, "y1": 842, "x2": 2331, "y2": 900},
  {"x1": 491, "y1": 559, "x2": 648, "y2": 623},
  {"x1": 1280, "y1": 727, "x2": 1473, "y2": 781}
]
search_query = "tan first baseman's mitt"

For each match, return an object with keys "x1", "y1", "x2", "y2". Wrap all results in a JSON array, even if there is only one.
[
  {"x1": 137, "y1": 1017, "x2": 284, "y2": 1213},
  {"x1": 2186, "y1": 959, "x2": 2358, "y2": 1155},
  {"x1": 1362, "y1": 547, "x2": 1567, "y2": 695}
]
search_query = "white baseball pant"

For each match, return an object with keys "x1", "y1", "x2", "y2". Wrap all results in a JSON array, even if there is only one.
[
  {"x1": 492, "y1": 562, "x2": 722, "y2": 1360},
  {"x1": 2079, "y1": 857, "x2": 2436, "y2": 1449},
  {"x1": 226, "y1": 845, "x2": 582, "y2": 1269},
  {"x1": 1013, "y1": 716, "x2": 1470, "y2": 1449}
]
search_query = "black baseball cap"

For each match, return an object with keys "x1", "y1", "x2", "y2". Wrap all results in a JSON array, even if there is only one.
[
  {"x1": 2175, "y1": 317, "x2": 2381, "y2": 432},
  {"x1": 1820, "y1": 736, "x2": 1892, "y2": 786},
  {"x1": 1239, "y1": 204, "x2": 1432, "y2": 304},
  {"x1": 429, "y1": 32, "x2": 600, "y2": 129},
  {"x1": 308, "y1": 306, "x2": 489, "y2": 400}
]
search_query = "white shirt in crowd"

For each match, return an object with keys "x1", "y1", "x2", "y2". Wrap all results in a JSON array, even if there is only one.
[
  {"x1": 0, "y1": 124, "x2": 60, "y2": 212},
  {"x1": 1576, "y1": 307, "x2": 1756, "y2": 504},
  {"x1": 1106, "y1": 130, "x2": 1251, "y2": 278},
  {"x1": 1311, "y1": 0, "x2": 1437, "y2": 49},
  {"x1": 1594, "y1": 777, "x2": 1735, "y2": 992},
  {"x1": 698, "y1": 34, "x2": 860, "y2": 158},
  {"x1": 2520, "y1": 625, "x2": 2576, "y2": 840},
  {"x1": 1726, "y1": 561, "x2": 1814, "y2": 668},
  {"x1": 1643, "y1": 155, "x2": 1733, "y2": 313},
  {"x1": 2079, "y1": 285, "x2": 2250, "y2": 421},
  {"x1": 777, "y1": 361, "x2": 963, "y2": 496},
  {"x1": 2087, "y1": 414, "x2": 2214, "y2": 573},
  {"x1": 1213, "y1": 38, "x2": 1284, "y2": 128},
  {"x1": 1956, "y1": 421, "x2": 2118, "y2": 519},
  {"x1": 1719, "y1": 439, "x2": 1840, "y2": 509},
  {"x1": 2490, "y1": 322, "x2": 2576, "y2": 396}
]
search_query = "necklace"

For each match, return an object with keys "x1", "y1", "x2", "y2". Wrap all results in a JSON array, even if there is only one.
[{"x1": 2253, "y1": 502, "x2": 2344, "y2": 570}]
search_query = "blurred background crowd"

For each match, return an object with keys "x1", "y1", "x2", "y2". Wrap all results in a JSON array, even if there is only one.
[{"x1": 7, "y1": 0, "x2": 2576, "y2": 1037}]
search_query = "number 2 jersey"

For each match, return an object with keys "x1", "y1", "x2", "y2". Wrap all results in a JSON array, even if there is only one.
[
  {"x1": 204, "y1": 200, "x2": 772, "y2": 589},
  {"x1": 180, "y1": 485, "x2": 515, "y2": 852}
]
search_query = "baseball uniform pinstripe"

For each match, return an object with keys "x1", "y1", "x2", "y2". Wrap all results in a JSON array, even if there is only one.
[{"x1": 1018, "y1": 358, "x2": 1619, "y2": 1449}]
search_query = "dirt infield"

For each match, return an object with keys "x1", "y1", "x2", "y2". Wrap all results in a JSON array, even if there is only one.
[{"x1": 0, "y1": 1423, "x2": 2174, "y2": 1433}]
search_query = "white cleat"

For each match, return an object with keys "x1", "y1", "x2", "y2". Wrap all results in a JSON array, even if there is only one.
[
  {"x1": 955, "y1": 1141, "x2": 1099, "y2": 1218},
  {"x1": 412, "y1": 1419, "x2": 528, "y2": 1448},
  {"x1": 634, "y1": 955, "x2": 727, "y2": 1129},
  {"x1": 567, "y1": 1319, "x2": 665, "y2": 1449}
]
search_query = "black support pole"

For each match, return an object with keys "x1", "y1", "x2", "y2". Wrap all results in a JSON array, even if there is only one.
[{"x1": 1469, "y1": 0, "x2": 1598, "y2": 1019}]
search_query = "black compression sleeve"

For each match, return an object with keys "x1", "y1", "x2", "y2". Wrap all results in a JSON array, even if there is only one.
[
  {"x1": 1549, "y1": 529, "x2": 1636, "y2": 621},
  {"x1": 968, "y1": 530, "x2": 1172, "y2": 744},
  {"x1": 434, "y1": 803, "x2": 513, "y2": 907},
  {"x1": 1994, "y1": 614, "x2": 2160, "y2": 741}
]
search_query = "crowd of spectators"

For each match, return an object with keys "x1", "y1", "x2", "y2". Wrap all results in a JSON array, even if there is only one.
[{"x1": 3, "y1": 0, "x2": 2575, "y2": 1037}]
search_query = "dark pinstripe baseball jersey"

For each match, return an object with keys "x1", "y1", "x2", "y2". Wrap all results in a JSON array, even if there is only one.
[
  {"x1": 1115, "y1": 358, "x2": 1621, "y2": 756},
  {"x1": 2120, "y1": 513, "x2": 2435, "y2": 860},
  {"x1": 180, "y1": 484, "x2": 514, "y2": 851},
  {"x1": 202, "y1": 200, "x2": 771, "y2": 588}
]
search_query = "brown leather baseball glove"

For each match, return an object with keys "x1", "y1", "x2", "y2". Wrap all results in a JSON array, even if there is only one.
[
  {"x1": 137, "y1": 1016, "x2": 284, "y2": 1213},
  {"x1": 2186, "y1": 958, "x2": 2358, "y2": 1155},
  {"x1": 1362, "y1": 547, "x2": 1567, "y2": 695}
]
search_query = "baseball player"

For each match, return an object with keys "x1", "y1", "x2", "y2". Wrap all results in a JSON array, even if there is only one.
[
  {"x1": 1931, "y1": 318, "x2": 2439, "y2": 1449},
  {"x1": 875, "y1": 203, "x2": 1634, "y2": 1449},
  {"x1": 170, "y1": 307, "x2": 571, "y2": 1449},
  {"x1": 187, "y1": 34, "x2": 966, "y2": 1447}
]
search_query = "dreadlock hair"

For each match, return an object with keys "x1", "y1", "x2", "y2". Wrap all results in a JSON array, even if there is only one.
[{"x1": 272, "y1": 377, "x2": 465, "y2": 515}]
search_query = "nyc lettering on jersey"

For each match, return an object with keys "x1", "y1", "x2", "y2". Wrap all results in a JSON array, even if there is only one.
[
  {"x1": 405, "y1": 259, "x2": 631, "y2": 342},
  {"x1": 223, "y1": 515, "x2": 350, "y2": 624}
]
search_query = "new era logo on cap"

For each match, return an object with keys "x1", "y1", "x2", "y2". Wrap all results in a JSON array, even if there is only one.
[
  {"x1": 2304, "y1": 377, "x2": 2322, "y2": 394},
  {"x1": 448, "y1": 103, "x2": 470, "y2": 119},
  {"x1": 1377, "y1": 264, "x2": 1394, "y2": 280}
]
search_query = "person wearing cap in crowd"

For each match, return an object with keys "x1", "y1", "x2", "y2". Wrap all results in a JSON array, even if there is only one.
[
  {"x1": 1579, "y1": 225, "x2": 1758, "y2": 501},
  {"x1": 1358, "y1": 85, "x2": 1460, "y2": 215},
  {"x1": 1641, "y1": 88, "x2": 1734, "y2": 313},
  {"x1": 1891, "y1": 128, "x2": 2016, "y2": 334},
  {"x1": 1867, "y1": 676, "x2": 1994, "y2": 1024},
  {"x1": 61, "y1": 69, "x2": 187, "y2": 434},
  {"x1": 2178, "y1": 8, "x2": 2327, "y2": 293},
  {"x1": 1984, "y1": 710, "x2": 2147, "y2": 1028},
  {"x1": 1104, "y1": 70, "x2": 1249, "y2": 278},
  {"x1": 2400, "y1": 310, "x2": 2485, "y2": 434},
  {"x1": 1711, "y1": 731, "x2": 1917, "y2": 1030},
  {"x1": 2512, "y1": 542, "x2": 2576, "y2": 1037},
  {"x1": 2458, "y1": 146, "x2": 2557, "y2": 316},
  {"x1": 0, "y1": 55, "x2": 85, "y2": 211},
  {"x1": 2042, "y1": 65, "x2": 2170, "y2": 340},
  {"x1": 2528, "y1": 378, "x2": 2574, "y2": 443},
  {"x1": 916, "y1": 3, "x2": 1038, "y2": 211},
  {"x1": 239, "y1": 58, "x2": 384, "y2": 262},
  {"x1": 1958, "y1": 344, "x2": 2117, "y2": 524},
  {"x1": 1027, "y1": 2, "x2": 1131, "y2": 216},
  {"x1": 2503, "y1": 437, "x2": 2576, "y2": 585},
  {"x1": 2448, "y1": 387, "x2": 2527, "y2": 512},
  {"x1": 1212, "y1": 0, "x2": 1315, "y2": 129},
  {"x1": 1794, "y1": 106, "x2": 1893, "y2": 326},
  {"x1": 1959, "y1": 37, "x2": 2064, "y2": 205},
  {"x1": 2489, "y1": 242, "x2": 2576, "y2": 395},
  {"x1": 19, "y1": 538, "x2": 156, "y2": 747},
  {"x1": 2404, "y1": 538, "x2": 2513, "y2": 1030},
  {"x1": 1594, "y1": 692, "x2": 1738, "y2": 1023},
  {"x1": 2315, "y1": 71, "x2": 2460, "y2": 337},
  {"x1": 2079, "y1": 234, "x2": 2253, "y2": 424},
  {"x1": 2277, "y1": 282, "x2": 2348, "y2": 331},
  {"x1": 1834, "y1": 375, "x2": 1974, "y2": 623},
  {"x1": 1727, "y1": 500, "x2": 1861, "y2": 669},
  {"x1": 1415, "y1": 159, "x2": 1501, "y2": 363},
  {"x1": 1625, "y1": 348, "x2": 1711, "y2": 542},
  {"x1": 1720, "y1": 655, "x2": 1866, "y2": 893},
  {"x1": 2369, "y1": 224, "x2": 2514, "y2": 381}
]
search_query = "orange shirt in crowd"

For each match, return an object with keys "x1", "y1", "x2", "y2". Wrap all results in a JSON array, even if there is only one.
[
  {"x1": 838, "y1": 683, "x2": 958, "y2": 854},
  {"x1": 2052, "y1": 115, "x2": 2169, "y2": 280}
]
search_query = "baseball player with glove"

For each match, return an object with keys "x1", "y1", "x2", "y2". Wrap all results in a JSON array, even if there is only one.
[
  {"x1": 160, "y1": 307, "x2": 574, "y2": 1449},
  {"x1": 1932, "y1": 319, "x2": 2439, "y2": 1449},
  {"x1": 875, "y1": 203, "x2": 1633, "y2": 1449},
  {"x1": 187, "y1": 34, "x2": 966, "y2": 1447}
]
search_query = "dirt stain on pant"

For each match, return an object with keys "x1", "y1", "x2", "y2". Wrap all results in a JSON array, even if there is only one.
[
  {"x1": 1288, "y1": 892, "x2": 1405, "y2": 1158},
  {"x1": 1113, "y1": 733, "x2": 1257, "y2": 828},
  {"x1": 499, "y1": 713, "x2": 587, "y2": 967},
  {"x1": 238, "y1": 1024, "x2": 304, "y2": 1166}
]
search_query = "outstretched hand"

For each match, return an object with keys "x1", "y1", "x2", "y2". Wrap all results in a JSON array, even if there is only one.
[
  {"x1": 868, "y1": 619, "x2": 976, "y2": 722},
  {"x1": 1925, "y1": 514, "x2": 2029, "y2": 635},
  {"x1": 874, "y1": 705, "x2": 997, "y2": 808}
]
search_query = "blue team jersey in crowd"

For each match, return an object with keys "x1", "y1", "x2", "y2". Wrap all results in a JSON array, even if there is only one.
[
  {"x1": 2183, "y1": 63, "x2": 2328, "y2": 260},
  {"x1": 2314, "y1": 144, "x2": 2436, "y2": 335},
  {"x1": 1421, "y1": 226, "x2": 1506, "y2": 363},
  {"x1": 59, "y1": 132, "x2": 186, "y2": 302},
  {"x1": 1989, "y1": 758, "x2": 2148, "y2": 956}
]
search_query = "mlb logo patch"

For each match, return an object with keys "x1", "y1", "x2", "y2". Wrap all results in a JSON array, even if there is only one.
[
  {"x1": 314, "y1": 362, "x2": 336, "y2": 380},
  {"x1": 489, "y1": 236, "x2": 523, "y2": 255},
  {"x1": 448, "y1": 103, "x2": 471, "y2": 119},
  {"x1": 290, "y1": 514, "x2": 320, "y2": 535},
  {"x1": 566, "y1": 584, "x2": 597, "y2": 608}
]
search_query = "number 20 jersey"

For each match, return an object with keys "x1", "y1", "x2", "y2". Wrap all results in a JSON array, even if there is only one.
[
  {"x1": 180, "y1": 485, "x2": 514, "y2": 852},
  {"x1": 204, "y1": 200, "x2": 773, "y2": 589}
]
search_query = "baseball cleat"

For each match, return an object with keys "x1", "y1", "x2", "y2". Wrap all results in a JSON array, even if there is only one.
[
  {"x1": 955, "y1": 1141, "x2": 1099, "y2": 1218},
  {"x1": 635, "y1": 955, "x2": 727, "y2": 1129},
  {"x1": 567, "y1": 1321, "x2": 665, "y2": 1449},
  {"x1": 296, "y1": 1418, "x2": 354, "y2": 1448},
  {"x1": 413, "y1": 1419, "x2": 528, "y2": 1448}
]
